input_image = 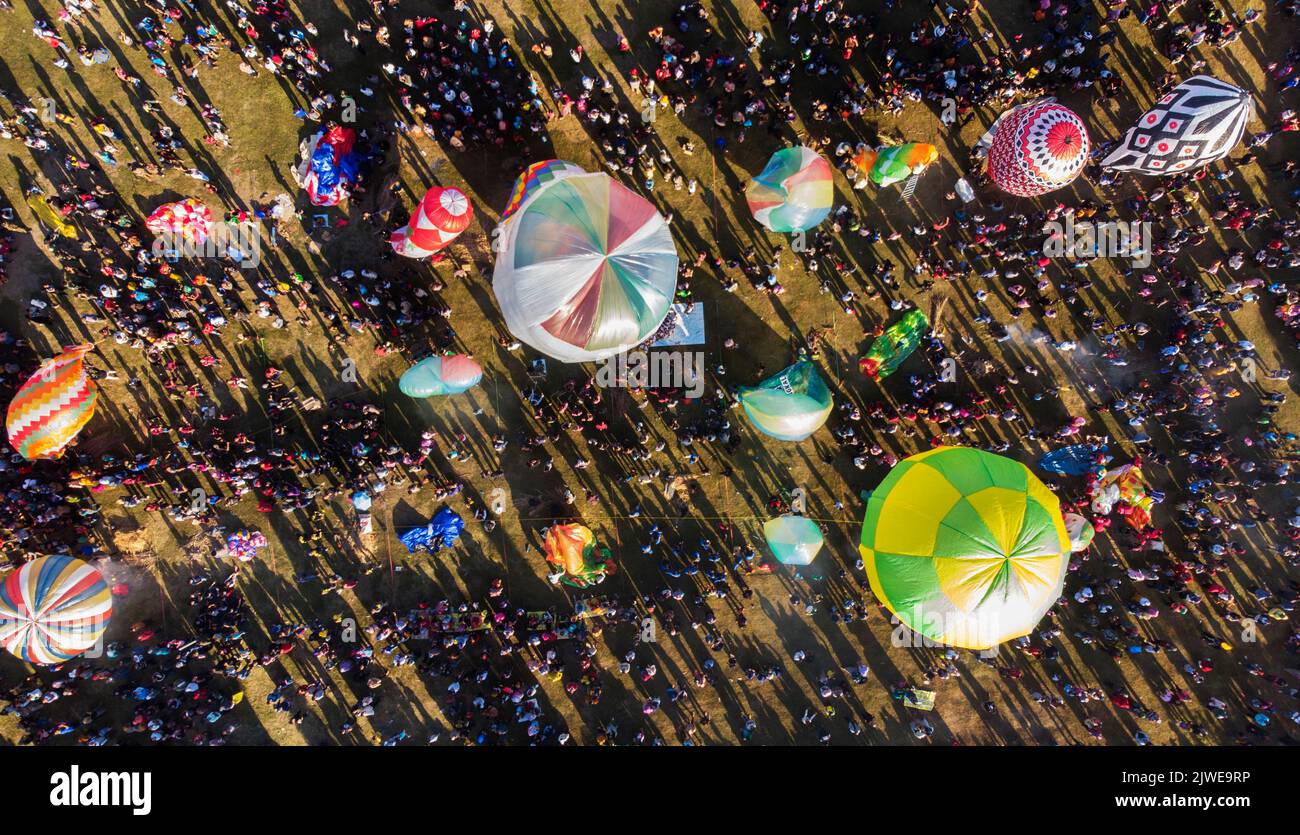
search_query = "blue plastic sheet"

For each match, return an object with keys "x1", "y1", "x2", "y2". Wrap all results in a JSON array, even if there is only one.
[
  {"x1": 1038, "y1": 444, "x2": 1109, "y2": 477},
  {"x1": 399, "y1": 506, "x2": 465, "y2": 553}
]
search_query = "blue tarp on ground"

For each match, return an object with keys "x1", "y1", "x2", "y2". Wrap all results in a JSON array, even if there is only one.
[
  {"x1": 1039, "y1": 444, "x2": 1110, "y2": 477},
  {"x1": 399, "y1": 506, "x2": 465, "y2": 553}
]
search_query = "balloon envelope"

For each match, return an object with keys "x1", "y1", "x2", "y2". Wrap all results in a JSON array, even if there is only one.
[
  {"x1": 738, "y1": 360, "x2": 833, "y2": 442},
  {"x1": 1039, "y1": 444, "x2": 1108, "y2": 476},
  {"x1": 746, "y1": 146, "x2": 834, "y2": 232},
  {"x1": 860, "y1": 309, "x2": 929, "y2": 379},
  {"x1": 493, "y1": 172, "x2": 678, "y2": 362},
  {"x1": 399, "y1": 506, "x2": 465, "y2": 553},
  {"x1": 391, "y1": 186, "x2": 473, "y2": 258},
  {"x1": 501, "y1": 159, "x2": 586, "y2": 221},
  {"x1": 855, "y1": 143, "x2": 938, "y2": 187},
  {"x1": 146, "y1": 198, "x2": 213, "y2": 246},
  {"x1": 544, "y1": 523, "x2": 611, "y2": 588},
  {"x1": 859, "y1": 447, "x2": 1070, "y2": 649},
  {"x1": 764, "y1": 515, "x2": 824, "y2": 565},
  {"x1": 0, "y1": 555, "x2": 112, "y2": 664},
  {"x1": 1102, "y1": 76, "x2": 1252, "y2": 175},
  {"x1": 295, "y1": 126, "x2": 360, "y2": 206},
  {"x1": 6, "y1": 345, "x2": 99, "y2": 460},
  {"x1": 399, "y1": 355, "x2": 483, "y2": 397},
  {"x1": 988, "y1": 102, "x2": 1089, "y2": 197},
  {"x1": 26, "y1": 195, "x2": 77, "y2": 239},
  {"x1": 1064, "y1": 512, "x2": 1095, "y2": 552}
]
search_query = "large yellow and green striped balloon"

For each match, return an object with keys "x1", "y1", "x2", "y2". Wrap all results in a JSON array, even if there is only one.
[{"x1": 859, "y1": 447, "x2": 1069, "y2": 649}]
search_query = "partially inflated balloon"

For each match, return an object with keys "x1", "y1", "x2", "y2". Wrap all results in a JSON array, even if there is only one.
[
  {"x1": 399, "y1": 355, "x2": 483, "y2": 397},
  {"x1": 1064, "y1": 512, "x2": 1095, "y2": 552},
  {"x1": 294, "y1": 126, "x2": 360, "y2": 206},
  {"x1": 146, "y1": 198, "x2": 214, "y2": 246},
  {"x1": 1038, "y1": 444, "x2": 1109, "y2": 477},
  {"x1": 493, "y1": 171, "x2": 678, "y2": 363},
  {"x1": 738, "y1": 360, "x2": 833, "y2": 442},
  {"x1": 859, "y1": 447, "x2": 1070, "y2": 649},
  {"x1": 6, "y1": 345, "x2": 99, "y2": 460},
  {"x1": 26, "y1": 195, "x2": 77, "y2": 239},
  {"x1": 1102, "y1": 76, "x2": 1252, "y2": 175},
  {"x1": 860, "y1": 310, "x2": 929, "y2": 379},
  {"x1": 746, "y1": 146, "x2": 834, "y2": 232},
  {"x1": 763, "y1": 515, "x2": 824, "y2": 565},
  {"x1": 853, "y1": 143, "x2": 939, "y2": 187},
  {"x1": 543, "y1": 524, "x2": 612, "y2": 589},
  {"x1": 390, "y1": 186, "x2": 473, "y2": 258},
  {"x1": 1090, "y1": 463, "x2": 1154, "y2": 529}
]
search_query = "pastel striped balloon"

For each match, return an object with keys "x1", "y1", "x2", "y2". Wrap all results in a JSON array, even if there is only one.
[
  {"x1": 738, "y1": 359, "x2": 833, "y2": 442},
  {"x1": 763, "y1": 515, "x2": 824, "y2": 565},
  {"x1": 746, "y1": 146, "x2": 834, "y2": 233},
  {"x1": 5, "y1": 345, "x2": 99, "y2": 460},
  {"x1": 493, "y1": 172, "x2": 678, "y2": 363},
  {"x1": 0, "y1": 555, "x2": 112, "y2": 664}
]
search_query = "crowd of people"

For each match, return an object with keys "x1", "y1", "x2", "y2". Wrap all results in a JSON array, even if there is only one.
[{"x1": 0, "y1": 0, "x2": 1296, "y2": 746}]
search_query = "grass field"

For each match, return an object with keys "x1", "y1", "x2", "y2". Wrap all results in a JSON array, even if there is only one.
[{"x1": 0, "y1": 0, "x2": 1297, "y2": 746}]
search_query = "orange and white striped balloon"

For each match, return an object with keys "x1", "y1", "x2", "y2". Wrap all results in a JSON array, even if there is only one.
[{"x1": 5, "y1": 345, "x2": 100, "y2": 460}]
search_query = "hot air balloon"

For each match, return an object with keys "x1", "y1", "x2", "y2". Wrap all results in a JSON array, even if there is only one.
[
  {"x1": 294, "y1": 126, "x2": 361, "y2": 206},
  {"x1": 390, "y1": 186, "x2": 473, "y2": 258},
  {"x1": 859, "y1": 447, "x2": 1070, "y2": 649},
  {"x1": 763, "y1": 515, "x2": 824, "y2": 566},
  {"x1": 398, "y1": 354, "x2": 483, "y2": 397},
  {"x1": 987, "y1": 101, "x2": 1089, "y2": 197},
  {"x1": 860, "y1": 309, "x2": 930, "y2": 379},
  {"x1": 1102, "y1": 75, "x2": 1252, "y2": 175},
  {"x1": 543, "y1": 523, "x2": 612, "y2": 588},
  {"x1": 501, "y1": 159, "x2": 586, "y2": 221},
  {"x1": 738, "y1": 359, "x2": 833, "y2": 442},
  {"x1": 493, "y1": 170, "x2": 678, "y2": 363},
  {"x1": 746, "y1": 146, "x2": 834, "y2": 232},
  {"x1": 145, "y1": 198, "x2": 214, "y2": 247},
  {"x1": 0, "y1": 555, "x2": 112, "y2": 665},
  {"x1": 851, "y1": 143, "x2": 939, "y2": 188},
  {"x1": 1063, "y1": 513, "x2": 1095, "y2": 552},
  {"x1": 6, "y1": 345, "x2": 100, "y2": 460}
]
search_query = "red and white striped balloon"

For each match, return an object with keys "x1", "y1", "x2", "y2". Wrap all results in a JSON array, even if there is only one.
[{"x1": 390, "y1": 186, "x2": 473, "y2": 259}]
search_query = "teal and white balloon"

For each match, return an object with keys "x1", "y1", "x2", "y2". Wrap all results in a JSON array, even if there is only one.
[
  {"x1": 763, "y1": 515, "x2": 824, "y2": 566},
  {"x1": 399, "y1": 355, "x2": 483, "y2": 397}
]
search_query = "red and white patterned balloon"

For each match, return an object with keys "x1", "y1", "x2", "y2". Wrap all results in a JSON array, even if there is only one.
[
  {"x1": 390, "y1": 186, "x2": 473, "y2": 258},
  {"x1": 988, "y1": 102, "x2": 1090, "y2": 197}
]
